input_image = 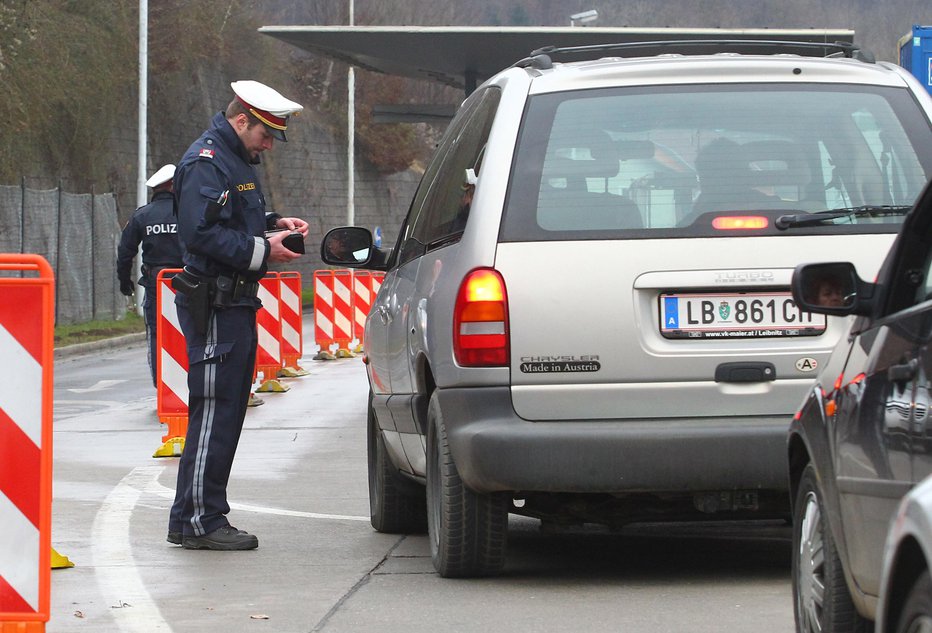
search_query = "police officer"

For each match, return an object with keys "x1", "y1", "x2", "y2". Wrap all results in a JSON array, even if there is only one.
[
  {"x1": 168, "y1": 80, "x2": 307, "y2": 551},
  {"x1": 116, "y1": 164, "x2": 184, "y2": 387}
]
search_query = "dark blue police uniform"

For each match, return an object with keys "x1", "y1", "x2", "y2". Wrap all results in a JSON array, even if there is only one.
[
  {"x1": 116, "y1": 189, "x2": 184, "y2": 386},
  {"x1": 168, "y1": 111, "x2": 282, "y2": 541}
]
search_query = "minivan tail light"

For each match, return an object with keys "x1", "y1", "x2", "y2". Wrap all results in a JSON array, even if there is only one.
[{"x1": 454, "y1": 268, "x2": 509, "y2": 367}]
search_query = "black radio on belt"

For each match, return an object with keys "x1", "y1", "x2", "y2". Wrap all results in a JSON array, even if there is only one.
[{"x1": 265, "y1": 229, "x2": 305, "y2": 254}]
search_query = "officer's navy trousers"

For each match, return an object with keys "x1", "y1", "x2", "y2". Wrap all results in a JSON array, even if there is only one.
[
  {"x1": 169, "y1": 300, "x2": 257, "y2": 537},
  {"x1": 142, "y1": 285, "x2": 158, "y2": 387}
]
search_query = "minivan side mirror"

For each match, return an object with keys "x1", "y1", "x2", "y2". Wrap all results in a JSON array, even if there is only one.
[
  {"x1": 320, "y1": 226, "x2": 382, "y2": 268},
  {"x1": 791, "y1": 262, "x2": 875, "y2": 317}
]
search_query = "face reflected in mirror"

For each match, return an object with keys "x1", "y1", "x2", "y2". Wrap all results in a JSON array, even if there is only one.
[
  {"x1": 804, "y1": 263, "x2": 856, "y2": 308},
  {"x1": 325, "y1": 228, "x2": 371, "y2": 264},
  {"x1": 816, "y1": 279, "x2": 847, "y2": 307}
]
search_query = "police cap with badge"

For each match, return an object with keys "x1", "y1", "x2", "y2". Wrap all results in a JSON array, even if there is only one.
[{"x1": 231, "y1": 80, "x2": 303, "y2": 142}]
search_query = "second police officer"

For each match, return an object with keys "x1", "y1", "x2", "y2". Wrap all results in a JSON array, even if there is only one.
[
  {"x1": 168, "y1": 80, "x2": 308, "y2": 550},
  {"x1": 116, "y1": 164, "x2": 184, "y2": 387}
]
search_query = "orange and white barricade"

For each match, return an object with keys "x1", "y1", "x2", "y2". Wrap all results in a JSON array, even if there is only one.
[
  {"x1": 351, "y1": 270, "x2": 383, "y2": 353},
  {"x1": 0, "y1": 254, "x2": 54, "y2": 632},
  {"x1": 254, "y1": 272, "x2": 289, "y2": 392},
  {"x1": 277, "y1": 271, "x2": 308, "y2": 376},
  {"x1": 313, "y1": 269, "x2": 355, "y2": 360},
  {"x1": 155, "y1": 268, "x2": 187, "y2": 457}
]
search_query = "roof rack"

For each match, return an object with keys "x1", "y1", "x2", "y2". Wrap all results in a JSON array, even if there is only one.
[{"x1": 514, "y1": 39, "x2": 875, "y2": 71}]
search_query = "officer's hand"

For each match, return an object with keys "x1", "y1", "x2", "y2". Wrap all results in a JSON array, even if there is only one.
[
  {"x1": 274, "y1": 216, "x2": 309, "y2": 237},
  {"x1": 120, "y1": 280, "x2": 135, "y2": 296},
  {"x1": 267, "y1": 230, "x2": 303, "y2": 263}
]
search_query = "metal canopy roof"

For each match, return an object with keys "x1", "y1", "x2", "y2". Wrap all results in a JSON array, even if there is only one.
[{"x1": 259, "y1": 25, "x2": 856, "y2": 92}]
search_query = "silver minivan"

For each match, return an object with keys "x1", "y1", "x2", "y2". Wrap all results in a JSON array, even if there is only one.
[{"x1": 322, "y1": 40, "x2": 932, "y2": 577}]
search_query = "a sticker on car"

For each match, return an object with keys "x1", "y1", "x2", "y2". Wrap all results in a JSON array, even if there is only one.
[
  {"x1": 795, "y1": 357, "x2": 819, "y2": 372},
  {"x1": 519, "y1": 355, "x2": 601, "y2": 373}
]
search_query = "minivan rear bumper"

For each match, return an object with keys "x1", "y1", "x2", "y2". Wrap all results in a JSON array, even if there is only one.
[{"x1": 437, "y1": 386, "x2": 789, "y2": 494}]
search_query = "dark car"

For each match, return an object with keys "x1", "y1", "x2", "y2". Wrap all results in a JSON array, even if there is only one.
[
  {"x1": 788, "y1": 179, "x2": 932, "y2": 632},
  {"x1": 876, "y1": 473, "x2": 932, "y2": 633}
]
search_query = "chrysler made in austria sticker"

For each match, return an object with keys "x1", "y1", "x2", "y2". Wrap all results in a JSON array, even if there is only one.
[{"x1": 520, "y1": 355, "x2": 601, "y2": 373}]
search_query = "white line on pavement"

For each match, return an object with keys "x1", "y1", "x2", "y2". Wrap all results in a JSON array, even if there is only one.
[
  {"x1": 88, "y1": 462, "x2": 368, "y2": 631},
  {"x1": 67, "y1": 379, "x2": 128, "y2": 393},
  {"x1": 92, "y1": 465, "x2": 172, "y2": 632},
  {"x1": 145, "y1": 475, "x2": 369, "y2": 522}
]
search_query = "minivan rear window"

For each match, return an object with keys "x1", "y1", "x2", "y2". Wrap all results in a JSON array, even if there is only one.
[{"x1": 500, "y1": 83, "x2": 932, "y2": 241}]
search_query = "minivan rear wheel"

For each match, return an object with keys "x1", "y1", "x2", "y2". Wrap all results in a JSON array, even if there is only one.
[
  {"x1": 426, "y1": 391, "x2": 508, "y2": 577},
  {"x1": 792, "y1": 462, "x2": 870, "y2": 632},
  {"x1": 367, "y1": 390, "x2": 426, "y2": 533}
]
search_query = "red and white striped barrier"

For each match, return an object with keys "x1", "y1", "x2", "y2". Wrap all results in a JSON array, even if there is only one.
[
  {"x1": 155, "y1": 269, "x2": 187, "y2": 457},
  {"x1": 255, "y1": 273, "x2": 288, "y2": 391},
  {"x1": 154, "y1": 270, "x2": 307, "y2": 431},
  {"x1": 0, "y1": 254, "x2": 53, "y2": 632},
  {"x1": 278, "y1": 272, "x2": 306, "y2": 374},
  {"x1": 351, "y1": 270, "x2": 383, "y2": 352},
  {"x1": 313, "y1": 269, "x2": 355, "y2": 359}
]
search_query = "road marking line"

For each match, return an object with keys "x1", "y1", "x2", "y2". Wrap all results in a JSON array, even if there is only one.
[
  {"x1": 92, "y1": 465, "x2": 172, "y2": 632},
  {"x1": 145, "y1": 476, "x2": 369, "y2": 522},
  {"x1": 89, "y1": 464, "x2": 368, "y2": 632},
  {"x1": 67, "y1": 379, "x2": 127, "y2": 393}
]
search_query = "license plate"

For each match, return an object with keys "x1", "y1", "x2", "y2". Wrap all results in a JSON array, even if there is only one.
[{"x1": 660, "y1": 292, "x2": 826, "y2": 339}]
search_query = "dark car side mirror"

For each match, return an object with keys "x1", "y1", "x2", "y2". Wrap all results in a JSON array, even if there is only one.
[
  {"x1": 791, "y1": 262, "x2": 875, "y2": 317},
  {"x1": 320, "y1": 226, "x2": 384, "y2": 269}
]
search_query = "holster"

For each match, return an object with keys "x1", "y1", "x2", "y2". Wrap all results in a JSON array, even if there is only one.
[{"x1": 171, "y1": 268, "x2": 212, "y2": 336}]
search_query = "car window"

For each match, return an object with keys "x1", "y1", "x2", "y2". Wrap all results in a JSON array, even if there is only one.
[
  {"x1": 501, "y1": 84, "x2": 932, "y2": 241},
  {"x1": 391, "y1": 87, "x2": 501, "y2": 268},
  {"x1": 873, "y1": 184, "x2": 932, "y2": 315},
  {"x1": 412, "y1": 87, "x2": 501, "y2": 249},
  {"x1": 905, "y1": 199, "x2": 932, "y2": 309},
  {"x1": 391, "y1": 129, "x2": 458, "y2": 268}
]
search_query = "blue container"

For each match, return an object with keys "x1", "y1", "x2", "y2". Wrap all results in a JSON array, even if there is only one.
[{"x1": 899, "y1": 25, "x2": 932, "y2": 96}]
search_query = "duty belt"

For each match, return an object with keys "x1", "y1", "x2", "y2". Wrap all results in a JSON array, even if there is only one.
[
  {"x1": 179, "y1": 267, "x2": 259, "y2": 306},
  {"x1": 213, "y1": 273, "x2": 259, "y2": 305},
  {"x1": 142, "y1": 264, "x2": 172, "y2": 281},
  {"x1": 230, "y1": 276, "x2": 259, "y2": 300}
]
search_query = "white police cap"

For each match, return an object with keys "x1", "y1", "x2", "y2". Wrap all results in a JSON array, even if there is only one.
[
  {"x1": 145, "y1": 164, "x2": 175, "y2": 188},
  {"x1": 231, "y1": 80, "x2": 303, "y2": 142}
]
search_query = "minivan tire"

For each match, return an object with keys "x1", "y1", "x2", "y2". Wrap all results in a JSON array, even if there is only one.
[
  {"x1": 367, "y1": 390, "x2": 426, "y2": 534},
  {"x1": 792, "y1": 462, "x2": 870, "y2": 633},
  {"x1": 895, "y1": 570, "x2": 932, "y2": 633},
  {"x1": 426, "y1": 391, "x2": 508, "y2": 577}
]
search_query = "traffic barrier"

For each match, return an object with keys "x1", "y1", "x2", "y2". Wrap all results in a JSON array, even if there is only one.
[
  {"x1": 0, "y1": 254, "x2": 54, "y2": 633},
  {"x1": 277, "y1": 271, "x2": 308, "y2": 376},
  {"x1": 313, "y1": 269, "x2": 355, "y2": 360},
  {"x1": 155, "y1": 269, "x2": 187, "y2": 457},
  {"x1": 254, "y1": 273, "x2": 289, "y2": 392},
  {"x1": 351, "y1": 270, "x2": 384, "y2": 353}
]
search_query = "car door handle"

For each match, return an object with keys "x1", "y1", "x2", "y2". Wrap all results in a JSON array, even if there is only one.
[{"x1": 888, "y1": 358, "x2": 918, "y2": 383}]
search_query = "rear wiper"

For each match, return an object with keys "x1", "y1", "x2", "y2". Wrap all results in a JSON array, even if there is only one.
[{"x1": 775, "y1": 205, "x2": 912, "y2": 230}]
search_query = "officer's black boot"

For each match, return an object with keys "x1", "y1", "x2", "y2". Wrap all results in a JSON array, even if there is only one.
[{"x1": 182, "y1": 525, "x2": 258, "y2": 551}]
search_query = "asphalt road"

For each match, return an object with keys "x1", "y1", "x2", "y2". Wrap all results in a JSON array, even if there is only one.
[{"x1": 45, "y1": 333, "x2": 796, "y2": 633}]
